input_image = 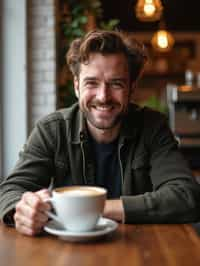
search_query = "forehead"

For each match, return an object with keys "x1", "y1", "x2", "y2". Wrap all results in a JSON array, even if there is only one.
[{"x1": 79, "y1": 53, "x2": 129, "y2": 78}]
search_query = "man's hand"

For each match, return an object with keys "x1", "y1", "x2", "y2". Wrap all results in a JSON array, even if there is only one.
[
  {"x1": 14, "y1": 189, "x2": 51, "y2": 236},
  {"x1": 103, "y1": 199, "x2": 124, "y2": 222}
]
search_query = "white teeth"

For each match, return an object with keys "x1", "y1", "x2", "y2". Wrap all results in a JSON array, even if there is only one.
[{"x1": 95, "y1": 106, "x2": 111, "y2": 111}]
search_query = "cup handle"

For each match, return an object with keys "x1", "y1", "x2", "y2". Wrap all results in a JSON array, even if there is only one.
[{"x1": 44, "y1": 198, "x2": 62, "y2": 225}]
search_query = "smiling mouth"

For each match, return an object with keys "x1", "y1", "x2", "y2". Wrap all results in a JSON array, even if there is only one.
[
  {"x1": 90, "y1": 102, "x2": 118, "y2": 111},
  {"x1": 93, "y1": 105, "x2": 113, "y2": 111}
]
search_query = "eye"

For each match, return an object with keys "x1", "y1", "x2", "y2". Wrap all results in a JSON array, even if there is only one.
[
  {"x1": 85, "y1": 81, "x2": 98, "y2": 88},
  {"x1": 109, "y1": 81, "x2": 124, "y2": 89}
]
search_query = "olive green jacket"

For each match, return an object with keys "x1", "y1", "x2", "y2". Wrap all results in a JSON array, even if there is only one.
[{"x1": 0, "y1": 103, "x2": 200, "y2": 224}]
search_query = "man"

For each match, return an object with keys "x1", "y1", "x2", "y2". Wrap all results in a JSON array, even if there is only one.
[{"x1": 0, "y1": 30, "x2": 200, "y2": 236}]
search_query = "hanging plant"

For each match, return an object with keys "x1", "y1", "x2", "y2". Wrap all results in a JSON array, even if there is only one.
[{"x1": 58, "y1": 0, "x2": 119, "y2": 108}]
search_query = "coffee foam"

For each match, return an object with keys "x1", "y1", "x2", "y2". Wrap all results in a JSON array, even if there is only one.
[
  {"x1": 54, "y1": 186, "x2": 105, "y2": 196},
  {"x1": 62, "y1": 189, "x2": 96, "y2": 196}
]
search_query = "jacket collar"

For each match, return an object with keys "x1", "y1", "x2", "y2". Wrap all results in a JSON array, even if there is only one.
[{"x1": 119, "y1": 103, "x2": 143, "y2": 142}]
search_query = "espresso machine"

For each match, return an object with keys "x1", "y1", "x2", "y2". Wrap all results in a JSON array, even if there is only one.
[{"x1": 167, "y1": 84, "x2": 200, "y2": 169}]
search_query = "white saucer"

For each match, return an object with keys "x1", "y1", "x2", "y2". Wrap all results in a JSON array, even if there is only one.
[{"x1": 44, "y1": 217, "x2": 118, "y2": 242}]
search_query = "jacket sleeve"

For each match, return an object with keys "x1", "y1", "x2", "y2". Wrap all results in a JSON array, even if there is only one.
[
  {"x1": 121, "y1": 112, "x2": 200, "y2": 223},
  {"x1": 0, "y1": 118, "x2": 56, "y2": 224}
]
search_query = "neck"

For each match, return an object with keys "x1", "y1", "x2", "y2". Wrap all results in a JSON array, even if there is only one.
[{"x1": 87, "y1": 122, "x2": 121, "y2": 144}]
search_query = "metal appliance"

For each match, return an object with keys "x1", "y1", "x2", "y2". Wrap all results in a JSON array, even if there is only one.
[{"x1": 167, "y1": 84, "x2": 200, "y2": 168}]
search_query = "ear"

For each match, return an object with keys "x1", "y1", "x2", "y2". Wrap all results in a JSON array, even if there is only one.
[{"x1": 73, "y1": 77, "x2": 79, "y2": 98}]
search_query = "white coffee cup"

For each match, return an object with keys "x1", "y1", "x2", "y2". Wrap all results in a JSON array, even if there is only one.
[{"x1": 46, "y1": 186, "x2": 107, "y2": 232}]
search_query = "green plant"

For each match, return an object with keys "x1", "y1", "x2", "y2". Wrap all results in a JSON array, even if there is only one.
[
  {"x1": 61, "y1": 1, "x2": 119, "y2": 47},
  {"x1": 59, "y1": 80, "x2": 76, "y2": 108},
  {"x1": 141, "y1": 95, "x2": 167, "y2": 113},
  {"x1": 59, "y1": 0, "x2": 119, "y2": 107},
  {"x1": 99, "y1": 19, "x2": 120, "y2": 31}
]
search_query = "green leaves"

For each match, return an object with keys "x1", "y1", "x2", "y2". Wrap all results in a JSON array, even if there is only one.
[
  {"x1": 100, "y1": 19, "x2": 119, "y2": 30},
  {"x1": 59, "y1": 80, "x2": 77, "y2": 108},
  {"x1": 59, "y1": 0, "x2": 119, "y2": 107},
  {"x1": 61, "y1": 0, "x2": 119, "y2": 46},
  {"x1": 61, "y1": 4, "x2": 88, "y2": 45},
  {"x1": 141, "y1": 95, "x2": 167, "y2": 113}
]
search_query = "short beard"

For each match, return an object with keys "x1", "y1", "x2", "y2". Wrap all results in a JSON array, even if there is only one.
[
  {"x1": 76, "y1": 83, "x2": 131, "y2": 130},
  {"x1": 82, "y1": 108, "x2": 126, "y2": 130}
]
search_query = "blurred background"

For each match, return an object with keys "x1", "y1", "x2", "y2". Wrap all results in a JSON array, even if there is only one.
[{"x1": 1, "y1": 0, "x2": 200, "y2": 176}]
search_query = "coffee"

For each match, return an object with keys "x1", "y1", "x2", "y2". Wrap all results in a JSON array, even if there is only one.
[
  {"x1": 46, "y1": 186, "x2": 107, "y2": 232},
  {"x1": 54, "y1": 186, "x2": 104, "y2": 196}
]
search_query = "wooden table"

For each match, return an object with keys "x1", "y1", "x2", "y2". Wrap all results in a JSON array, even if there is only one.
[{"x1": 1, "y1": 222, "x2": 200, "y2": 266}]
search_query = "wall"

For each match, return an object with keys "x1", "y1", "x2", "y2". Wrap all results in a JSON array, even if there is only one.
[
  {"x1": 27, "y1": 0, "x2": 57, "y2": 130},
  {"x1": 1, "y1": 0, "x2": 27, "y2": 176},
  {"x1": 1, "y1": 0, "x2": 58, "y2": 176}
]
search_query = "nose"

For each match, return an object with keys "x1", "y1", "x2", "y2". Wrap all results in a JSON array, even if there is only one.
[{"x1": 96, "y1": 83, "x2": 110, "y2": 102}]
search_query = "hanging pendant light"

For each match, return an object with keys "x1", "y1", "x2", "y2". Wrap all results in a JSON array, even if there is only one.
[
  {"x1": 135, "y1": 0, "x2": 163, "y2": 22},
  {"x1": 151, "y1": 29, "x2": 175, "y2": 52}
]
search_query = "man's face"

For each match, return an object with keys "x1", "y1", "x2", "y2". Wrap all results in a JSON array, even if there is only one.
[{"x1": 74, "y1": 53, "x2": 134, "y2": 131}]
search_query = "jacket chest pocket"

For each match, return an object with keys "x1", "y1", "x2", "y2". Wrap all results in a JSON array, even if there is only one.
[
  {"x1": 131, "y1": 153, "x2": 153, "y2": 194},
  {"x1": 54, "y1": 160, "x2": 73, "y2": 187}
]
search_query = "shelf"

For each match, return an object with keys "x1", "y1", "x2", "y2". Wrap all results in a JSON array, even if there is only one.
[{"x1": 143, "y1": 72, "x2": 184, "y2": 78}]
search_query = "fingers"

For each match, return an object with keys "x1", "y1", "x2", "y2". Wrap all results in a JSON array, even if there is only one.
[
  {"x1": 23, "y1": 191, "x2": 51, "y2": 211},
  {"x1": 15, "y1": 222, "x2": 43, "y2": 236},
  {"x1": 14, "y1": 190, "x2": 51, "y2": 236},
  {"x1": 36, "y1": 189, "x2": 51, "y2": 201},
  {"x1": 15, "y1": 203, "x2": 48, "y2": 224}
]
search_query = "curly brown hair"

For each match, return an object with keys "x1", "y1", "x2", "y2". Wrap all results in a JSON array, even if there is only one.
[{"x1": 66, "y1": 30, "x2": 148, "y2": 83}]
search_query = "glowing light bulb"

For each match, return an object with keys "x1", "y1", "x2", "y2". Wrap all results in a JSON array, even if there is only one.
[
  {"x1": 157, "y1": 31, "x2": 168, "y2": 49},
  {"x1": 151, "y1": 30, "x2": 175, "y2": 52},
  {"x1": 143, "y1": 3, "x2": 156, "y2": 16},
  {"x1": 135, "y1": 0, "x2": 163, "y2": 22}
]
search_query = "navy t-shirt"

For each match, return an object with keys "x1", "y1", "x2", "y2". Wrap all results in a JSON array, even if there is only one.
[{"x1": 89, "y1": 137, "x2": 122, "y2": 199}]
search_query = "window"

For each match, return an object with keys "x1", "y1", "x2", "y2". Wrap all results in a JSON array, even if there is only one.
[
  {"x1": 0, "y1": 0, "x2": 3, "y2": 177},
  {"x1": 1, "y1": 0, "x2": 27, "y2": 176}
]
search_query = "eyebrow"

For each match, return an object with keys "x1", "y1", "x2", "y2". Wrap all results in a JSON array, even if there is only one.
[
  {"x1": 83, "y1": 77, "x2": 127, "y2": 83},
  {"x1": 83, "y1": 77, "x2": 98, "y2": 81},
  {"x1": 109, "y1": 78, "x2": 127, "y2": 83}
]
